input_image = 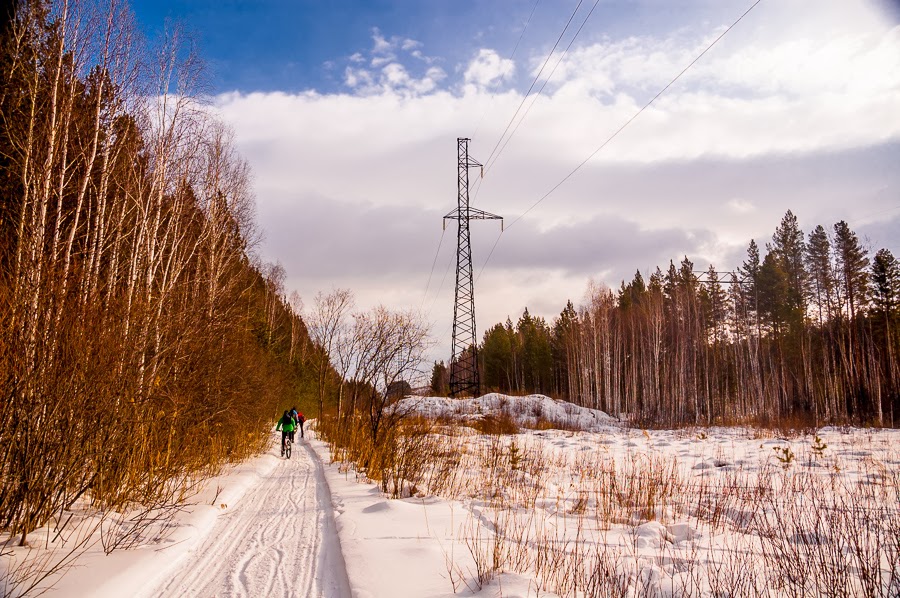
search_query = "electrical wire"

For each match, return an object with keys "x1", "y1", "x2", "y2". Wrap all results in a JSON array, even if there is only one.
[
  {"x1": 470, "y1": 0, "x2": 542, "y2": 142},
  {"x1": 847, "y1": 204, "x2": 900, "y2": 227},
  {"x1": 475, "y1": 0, "x2": 765, "y2": 281},
  {"x1": 484, "y1": 0, "x2": 602, "y2": 174},
  {"x1": 481, "y1": 0, "x2": 585, "y2": 173},
  {"x1": 421, "y1": 227, "x2": 447, "y2": 308},
  {"x1": 428, "y1": 252, "x2": 456, "y2": 316}
]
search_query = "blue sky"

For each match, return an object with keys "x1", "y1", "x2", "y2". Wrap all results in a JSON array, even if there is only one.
[
  {"x1": 131, "y1": 0, "x2": 900, "y2": 364},
  {"x1": 129, "y1": 0, "x2": 771, "y2": 94}
]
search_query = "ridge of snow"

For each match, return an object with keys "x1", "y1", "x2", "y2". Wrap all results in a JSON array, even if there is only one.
[{"x1": 394, "y1": 393, "x2": 618, "y2": 432}]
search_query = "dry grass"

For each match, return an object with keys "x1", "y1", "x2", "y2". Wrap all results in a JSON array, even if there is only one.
[{"x1": 322, "y1": 411, "x2": 900, "y2": 597}]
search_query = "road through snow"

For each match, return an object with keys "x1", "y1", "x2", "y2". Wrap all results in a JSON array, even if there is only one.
[{"x1": 149, "y1": 438, "x2": 351, "y2": 598}]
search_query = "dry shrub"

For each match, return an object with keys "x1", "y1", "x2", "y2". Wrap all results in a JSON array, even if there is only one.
[
  {"x1": 532, "y1": 418, "x2": 558, "y2": 431},
  {"x1": 323, "y1": 401, "x2": 900, "y2": 598},
  {"x1": 318, "y1": 413, "x2": 451, "y2": 499},
  {"x1": 471, "y1": 412, "x2": 519, "y2": 435}
]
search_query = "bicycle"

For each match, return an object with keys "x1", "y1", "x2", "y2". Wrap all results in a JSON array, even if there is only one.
[{"x1": 282, "y1": 435, "x2": 292, "y2": 459}]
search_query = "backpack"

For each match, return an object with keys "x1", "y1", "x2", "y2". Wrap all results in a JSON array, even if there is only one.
[{"x1": 298, "y1": 413, "x2": 305, "y2": 424}]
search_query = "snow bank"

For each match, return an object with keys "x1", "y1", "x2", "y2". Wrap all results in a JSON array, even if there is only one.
[{"x1": 394, "y1": 393, "x2": 618, "y2": 431}]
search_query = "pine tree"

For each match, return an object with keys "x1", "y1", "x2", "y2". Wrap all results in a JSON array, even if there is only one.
[
  {"x1": 481, "y1": 323, "x2": 514, "y2": 392},
  {"x1": 430, "y1": 361, "x2": 449, "y2": 396},
  {"x1": 870, "y1": 248, "x2": 899, "y2": 423},
  {"x1": 701, "y1": 264, "x2": 728, "y2": 340},
  {"x1": 771, "y1": 210, "x2": 807, "y2": 322},
  {"x1": 739, "y1": 239, "x2": 761, "y2": 335},
  {"x1": 833, "y1": 220, "x2": 869, "y2": 319},
  {"x1": 552, "y1": 300, "x2": 578, "y2": 399},
  {"x1": 757, "y1": 252, "x2": 790, "y2": 336},
  {"x1": 871, "y1": 249, "x2": 900, "y2": 317},
  {"x1": 806, "y1": 224, "x2": 835, "y2": 325}
]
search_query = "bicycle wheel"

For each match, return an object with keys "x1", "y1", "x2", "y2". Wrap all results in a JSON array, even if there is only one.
[{"x1": 284, "y1": 437, "x2": 292, "y2": 459}]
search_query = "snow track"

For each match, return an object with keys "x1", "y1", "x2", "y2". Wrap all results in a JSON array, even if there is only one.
[{"x1": 150, "y1": 439, "x2": 350, "y2": 598}]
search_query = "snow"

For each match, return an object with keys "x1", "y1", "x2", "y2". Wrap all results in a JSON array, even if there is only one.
[
  {"x1": 4, "y1": 395, "x2": 899, "y2": 597},
  {"x1": 394, "y1": 393, "x2": 618, "y2": 431}
]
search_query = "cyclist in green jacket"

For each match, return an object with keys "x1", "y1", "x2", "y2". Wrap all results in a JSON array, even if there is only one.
[{"x1": 276, "y1": 410, "x2": 296, "y2": 457}]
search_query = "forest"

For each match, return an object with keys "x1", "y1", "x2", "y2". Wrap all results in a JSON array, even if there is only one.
[
  {"x1": 0, "y1": 0, "x2": 324, "y2": 548},
  {"x1": 438, "y1": 210, "x2": 900, "y2": 428}
]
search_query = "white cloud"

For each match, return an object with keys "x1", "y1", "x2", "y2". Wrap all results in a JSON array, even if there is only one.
[
  {"x1": 372, "y1": 29, "x2": 393, "y2": 55},
  {"x1": 728, "y1": 198, "x2": 755, "y2": 214},
  {"x1": 343, "y1": 67, "x2": 373, "y2": 89},
  {"x1": 464, "y1": 49, "x2": 516, "y2": 89},
  {"x1": 343, "y1": 30, "x2": 443, "y2": 94},
  {"x1": 214, "y1": 1, "x2": 900, "y2": 361},
  {"x1": 401, "y1": 38, "x2": 422, "y2": 51}
]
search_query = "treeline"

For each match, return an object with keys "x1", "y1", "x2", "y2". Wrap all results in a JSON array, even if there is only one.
[
  {"x1": 0, "y1": 0, "x2": 322, "y2": 555},
  {"x1": 443, "y1": 210, "x2": 899, "y2": 427}
]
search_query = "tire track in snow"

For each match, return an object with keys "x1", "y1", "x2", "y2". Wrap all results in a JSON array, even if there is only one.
[{"x1": 149, "y1": 437, "x2": 349, "y2": 598}]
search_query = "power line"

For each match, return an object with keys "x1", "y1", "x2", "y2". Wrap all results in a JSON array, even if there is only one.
[
  {"x1": 847, "y1": 204, "x2": 900, "y2": 227},
  {"x1": 475, "y1": 0, "x2": 765, "y2": 281},
  {"x1": 472, "y1": 0, "x2": 597, "y2": 206},
  {"x1": 471, "y1": 0, "x2": 542, "y2": 142},
  {"x1": 510, "y1": 0, "x2": 764, "y2": 230},
  {"x1": 481, "y1": 0, "x2": 586, "y2": 173},
  {"x1": 429, "y1": 254, "x2": 455, "y2": 314},
  {"x1": 484, "y1": 0, "x2": 602, "y2": 174},
  {"x1": 421, "y1": 227, "x2": 447, "y2": 308}
]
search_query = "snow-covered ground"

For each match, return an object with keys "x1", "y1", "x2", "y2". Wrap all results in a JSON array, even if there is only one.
[
  {"x1": 4, "y1": 395, "x2": 899, "y2": 597},
  {"x1": 392, "y1": 393, "x2": 617, "y2": 432}
]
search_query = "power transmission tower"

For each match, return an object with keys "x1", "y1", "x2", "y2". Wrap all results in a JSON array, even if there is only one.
[{"x1": 443, "y1": 138, "x2": 502, "y2": 398}]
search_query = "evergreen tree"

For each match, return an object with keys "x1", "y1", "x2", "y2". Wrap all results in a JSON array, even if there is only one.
[
  {"x1": 757, "y1": 252, "x2": 790, "y2": 336},
  {"x1": 552, "y1": 300, "x2": 578, "y2": 399},
  {"x1": 481, "y1": 323, "x2": 514, "y2": 391},
  {"x1": 430, "y1": 361, "x2": 449, "y2": 396},
  {"x1": 833, "y1": 220, "x2": 869, "y2": 319},
  {"x1": 517, "y1": 308, "x2": 553, "y2": 394},
  {"x1": 618, "y1": 269, "x2": 646, "y2": 310},
  {"x1": 870, "y1": 248, "x2": 900, "y2": 419},
  {"x1": 770, "y1": 210, "x2": 807, "y2": 319},
  {"x1": 648, "y1": 267, "x2": 664, "y2": 295},
  {"x1": 806, "y1": 224, "x2": 834, "y2": 325},
  {"x1": 700, "y1": 264, "x2": 727, "y2": 341},
  {"x1": 738, "y1": 239, "x2": 761, "y2": 334},
  {"x1": 871, "y1": 249, "x2": 900, "y2": 318}
]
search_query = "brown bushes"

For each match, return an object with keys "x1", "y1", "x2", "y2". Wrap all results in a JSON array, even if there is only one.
[{"x1": 0, "y1": 2, "x2": 315, "y2": 594}]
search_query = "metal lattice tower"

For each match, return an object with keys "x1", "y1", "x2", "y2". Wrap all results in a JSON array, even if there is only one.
[{"x1": 443, "y1": 138, "x2": 502, "y2": 398}]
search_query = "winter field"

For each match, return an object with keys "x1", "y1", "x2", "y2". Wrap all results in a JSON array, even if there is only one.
[{"x1": 3, "y1": 394, "x2": 899, "y2": 597}]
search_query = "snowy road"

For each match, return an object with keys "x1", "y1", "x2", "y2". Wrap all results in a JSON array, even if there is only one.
[{"x1": 149, "y1": 439, "x2": 351, "y2": 598}]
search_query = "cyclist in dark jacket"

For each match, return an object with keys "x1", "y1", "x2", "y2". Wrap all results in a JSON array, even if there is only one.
[
  {"x1": 289, "y1": 407, "x2": 299, "y2": 442},
  {"x1": 276, "y1": 410, "x2": 296, "y2": 456}
]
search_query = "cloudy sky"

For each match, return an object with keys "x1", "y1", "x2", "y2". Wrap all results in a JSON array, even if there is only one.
[{"x1": 132, "y1": 0, "x2": 900, "y2": 363}]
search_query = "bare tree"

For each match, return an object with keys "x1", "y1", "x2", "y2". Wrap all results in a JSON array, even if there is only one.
[
  {"x1": 350, "y1": 306, "x2": 430, "y2": 445},
  {"x1": 306, "y1": 288, "x2": 354, "y2": 419}
]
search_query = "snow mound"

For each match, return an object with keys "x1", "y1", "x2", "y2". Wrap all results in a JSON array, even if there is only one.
[{"x1": 394, "y1": 393, "x2": 617, "y2": 432}]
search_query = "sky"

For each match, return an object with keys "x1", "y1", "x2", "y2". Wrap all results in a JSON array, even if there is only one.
[{"x1": 132, "y1": 0, "x2": 900, "y2": 366}]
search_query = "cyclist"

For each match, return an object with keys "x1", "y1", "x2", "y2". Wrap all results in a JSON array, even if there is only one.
[
  {"x1": 289, "y1": 406, "x2": 299, "y2": 442},
  {"x1": 296, "y1": 410, "x2": 306, "y2": 439},
  {"x1": 276, "y1": 410, "x2": 296, "y2": 456}
]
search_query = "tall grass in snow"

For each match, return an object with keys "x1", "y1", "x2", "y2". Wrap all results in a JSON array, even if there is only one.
[{"x1": 323, "y1": 411, "x2": 900, "y2": 597}]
